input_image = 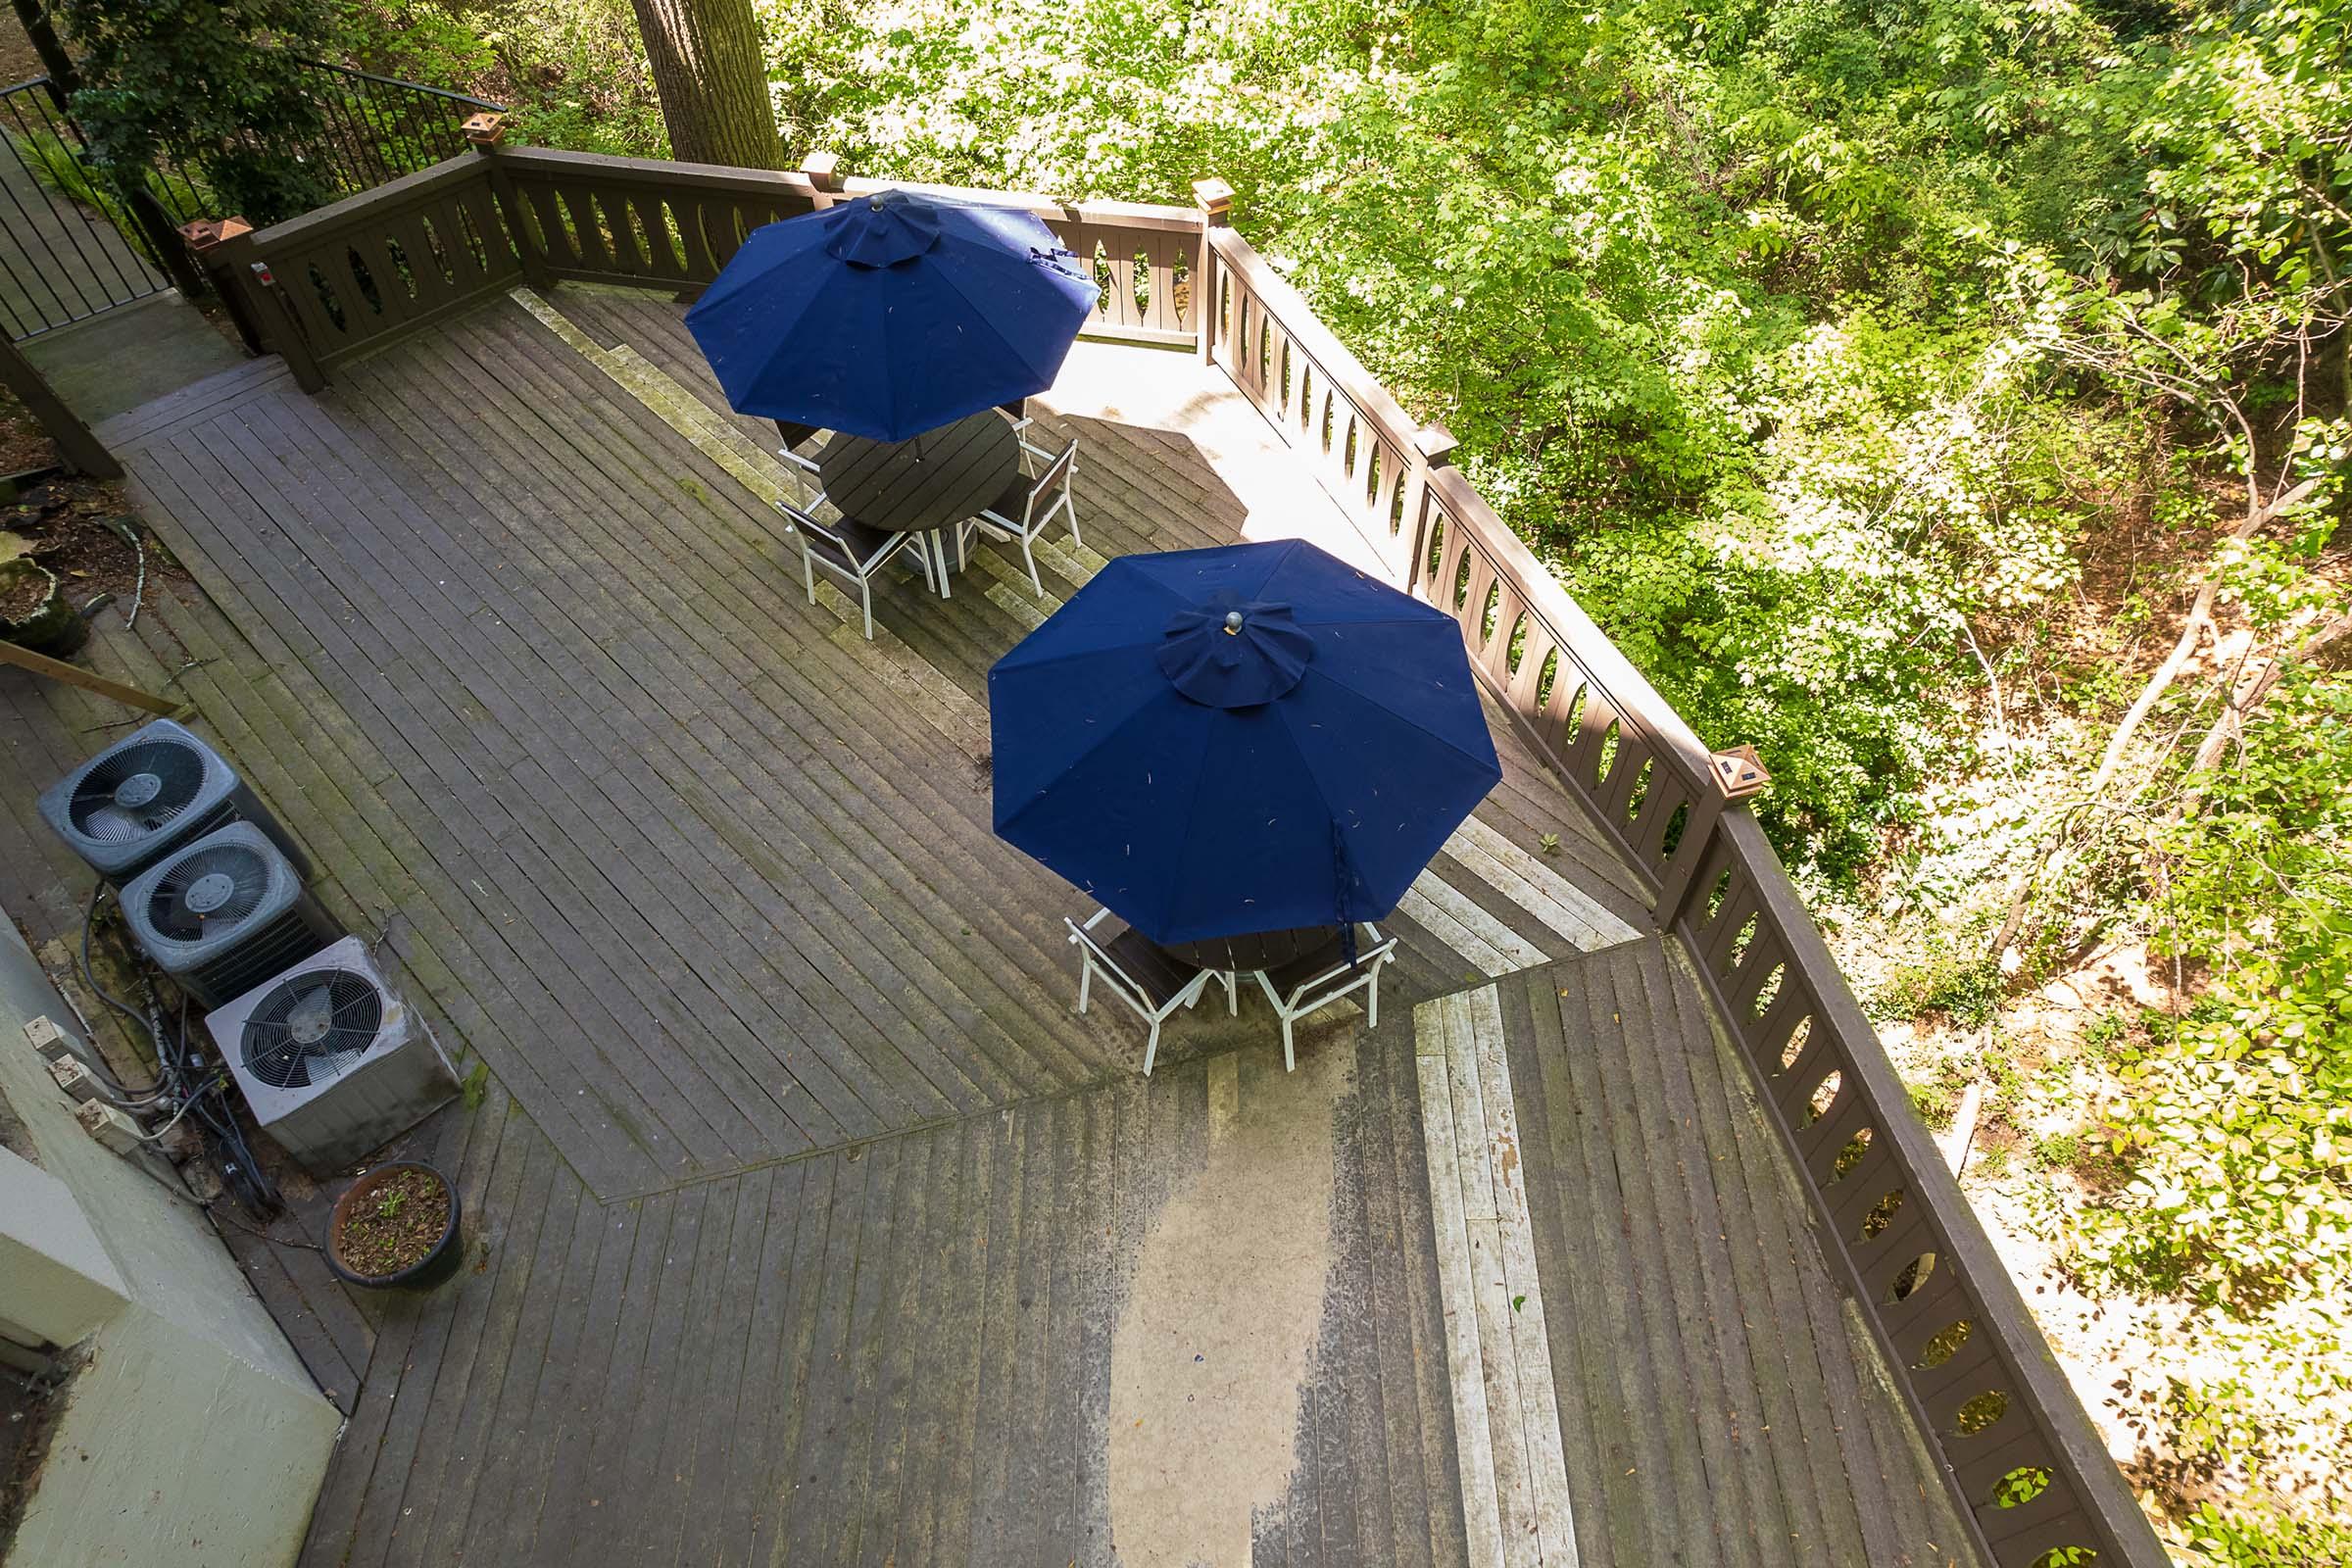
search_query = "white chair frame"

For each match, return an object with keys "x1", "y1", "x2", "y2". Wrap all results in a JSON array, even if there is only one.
[
  {"x1": 998, "y1": 399, "x2": 1057, "y2": 467},
  {"x1": 774, "y1": 498, "x2": 933, "y2": 641},
  {"x1": 960, "y1": 437, "x2": 1080, "y2": 596},
  {"x1": 1254, "y1": 924, "x2": 1400, "y2": 1071},
  {"x1": 774, "y1": 420, "x2": 824, "y2": 475},
  {"x1": 1067, "y1": 907, "x2": 1236, "y2": 1075}
]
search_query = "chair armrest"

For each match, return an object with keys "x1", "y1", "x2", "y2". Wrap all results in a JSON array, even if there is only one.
[{"x1": 1066, "y1": 917, "x2": 1156, "y2": 1012}]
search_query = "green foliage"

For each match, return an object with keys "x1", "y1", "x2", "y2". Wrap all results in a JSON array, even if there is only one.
[
  {"x1": 55, "y1": 0, "x2": 341, "y2": 223},
  {"x1": 2181, "y1": 1498, "x2": 2352, "y2": 1567},
  {"x1": 7, "y1": 127, "x2": 213, "y2": 237},
  {"x1": 1873, "y1": 934, "x2": 2006, "y2": 1028},
  {"x1": 725, "y1": 0, "x2": 2307, "y2": 884},
  {"x1": 338, "y1": 0, "x2": 668, "y2": 158},
  {"x1": 2083, "y1": 668, "x2": 2352, "y2": 1307}
]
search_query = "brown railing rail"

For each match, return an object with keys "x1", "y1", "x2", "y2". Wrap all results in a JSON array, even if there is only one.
[
  {"x1": 202, "y1": 141, "x2": 2165, "y2": 1568},
  {"x1": 205, "y1": 142, "x2": 1204, "y2": 387}
]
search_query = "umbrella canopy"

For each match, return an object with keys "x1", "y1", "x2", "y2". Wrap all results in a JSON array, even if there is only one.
[
  {"x1": 989, "y1": 540, "x2": 1503, "y2": 945},
  {"x1": 684, "y1": 188, "x2": 1100, "y2": 442}
]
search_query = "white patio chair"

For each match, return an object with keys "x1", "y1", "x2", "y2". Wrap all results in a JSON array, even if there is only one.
[
  {"x1": 773, "y1": 498, "x2": 935, "y2": 640},
  {"x1": 1066, "y1": 907, "x2": 1236, "y2": 1075},
  {"x1": 959, "y1": 436, "x2": 1080, "y2": 596},
  {"x1": 1254, "y1": 923, "x2": 1400, "y2": 1071},
  {"x1": 997, "y1": 398, "x2": 1057, "y2": 467},
  {"x1": 773, "y1": 419, "x2": 823, "y2": 475}
]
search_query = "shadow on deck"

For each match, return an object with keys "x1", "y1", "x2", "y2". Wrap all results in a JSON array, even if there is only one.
[{"x1": 0, "y1": 284, "x2": 1973, "y2": 1566}]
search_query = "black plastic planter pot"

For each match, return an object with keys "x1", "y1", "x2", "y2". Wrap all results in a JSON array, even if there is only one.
[
  {"x1": 325, "y1": 1161, "x2": 464, "y2": 1291},
  {"x1": 0, "y1": 558, "x2": 88, "y2": 658}
]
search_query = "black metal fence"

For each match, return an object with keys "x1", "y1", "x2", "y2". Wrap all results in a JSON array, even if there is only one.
[
  {"x1": 288, "y1": 58, "x2": 506, "y2": 199},
  {"x1": 0, "y1": 57, "x2": 504, "y2": 342},
  {"x1": 0, "y1": 78, "x2": 180, "y2": 339}
]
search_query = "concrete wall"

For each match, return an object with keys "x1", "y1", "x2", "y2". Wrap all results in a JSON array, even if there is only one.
[{"x1": 0, "y1": 918, "x2": 338, "y2": 1568}]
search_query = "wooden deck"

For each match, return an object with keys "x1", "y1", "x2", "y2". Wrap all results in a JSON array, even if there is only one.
[{"x1": 0, "y1": 284, "x2": 1975, "y2": 1565}]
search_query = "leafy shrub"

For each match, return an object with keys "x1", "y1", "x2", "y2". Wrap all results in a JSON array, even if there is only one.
[
  {"x1": 6, "y1": 127, "x2": 214, "y2": 240},
  {"x1": 1874, "y1": 946, "x2": 2007, "y2": 1029},
  {"x1": 338, "y1": 0, "x2": 667, "y2": 158},
  {"x1": 2081, "y1": 669, "x2": 2352, "y2": 1308},
  {"x1": 55, "y1": 0, "x2": 341, "y2": 224},
  {"x1": 2180, "y1": 1499, "x2": 2352, "y2": 1567}
]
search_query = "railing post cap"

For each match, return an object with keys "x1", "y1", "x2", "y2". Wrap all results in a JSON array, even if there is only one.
[
  {"x1": 1711, "y1": 745, "x2": 1771, "y2": 801},
  {"x1": 1413, "y1": 423, "x2": 1458, "y2": 465},
  {"x1": 461, "y1": 112, "x2": 508, "y2": 147},
  {"x1": 1192, "y1": 177, "x2": 1234, "y2": 221},
  {"x1": 802, "y1": 151, "x2": 844, "y2": 192},
  {"x1": 178, "y1": 216, "x2": 253, "y2": 252}
]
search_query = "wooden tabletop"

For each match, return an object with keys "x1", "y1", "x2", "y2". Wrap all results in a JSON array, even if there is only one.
[
  {"x1": 815, "y1": 411, "x2": 1021, "y2": 536},
  {"x1": 1166, "y1": 925, "x2": 1343, "y2": 970}
]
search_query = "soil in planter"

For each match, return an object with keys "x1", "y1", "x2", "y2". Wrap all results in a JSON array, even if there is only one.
[
  {"x1": 0, "y1": 563, "x2": 46, "y2": 622},
  {"x1": 335, "y1": 1168, "x2": 451, "y2": 1277}
]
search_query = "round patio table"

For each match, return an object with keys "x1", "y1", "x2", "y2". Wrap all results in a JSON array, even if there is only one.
[
  {"x1": 1166, "y1": 925, "x2": 1343, "y2": 971},
  {"x1": 815, "y1": 410, "x2": 1021, "y2": 587}
]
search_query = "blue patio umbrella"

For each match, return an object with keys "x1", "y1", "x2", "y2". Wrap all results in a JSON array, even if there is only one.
[
  {"x1": 683, "y1": 188, "x2": 1100, "y2": 442},
  {"x1": 989, "y1": 539, "x2": 1503, "y2": 946}
]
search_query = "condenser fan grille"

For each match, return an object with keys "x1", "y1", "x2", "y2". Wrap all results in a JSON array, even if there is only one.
[
  {"x1": 241, "y1": 970, "x2": 383, "y2": 1090},
  {"x1": 68, "y1": 740, "x2": 209, "y2": 845},
  {"x1": 147, "y1": 844, "x2": 271, "y2": 942}
]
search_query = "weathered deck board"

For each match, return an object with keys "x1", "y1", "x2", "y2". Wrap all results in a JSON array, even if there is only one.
[
  {"x1": 0, "y1": 282, "x2": 1982, "y2": 1567},
  {"x1": 1, "y1": 287, "x2": 1656, "y2": 1204},
  {"x1": 1498, "y1": 937, "x2": 1978, "y2": 1567}
]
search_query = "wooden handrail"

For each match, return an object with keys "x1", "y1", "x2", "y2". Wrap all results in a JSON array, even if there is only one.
[
  {"x1": 1673, "y1": 812, "x2": 2170, "y2": 1567},
  {"x1": 244, "y1": 154, "x2": 493, "y2": 250},
  {"x1": 1205, "y1": 226, "x2": 1423, "y2": 454}
]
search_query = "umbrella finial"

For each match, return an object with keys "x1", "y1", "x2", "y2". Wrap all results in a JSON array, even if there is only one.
[{"x1": 1157, "y1": 594, "x2": 1313, "y2": 708}]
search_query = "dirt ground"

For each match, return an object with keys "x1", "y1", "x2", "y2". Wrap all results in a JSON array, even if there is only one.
[
  {"x1": 0, "y1": 13, "x2": 41, "y2": 86},
  {"x1": 0, "y1": 383, "x2": 182, "y2": 612}
]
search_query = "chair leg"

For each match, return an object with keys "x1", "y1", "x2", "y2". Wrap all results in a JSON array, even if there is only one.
[
  {"x1": 1224, "y1": 972, "x2": 1238, "y2": 1014},
  {"x1": 802, "y1": 550, "x2": 817, "y2": 607},
  {"x1": 1367, "y1": 968, "x2": 1380, "y2": 1029},
  {"x1": 1144, "y1": 1018, "x2": 1160, "y2": 1076},
  {"x1": 1020, "y1": 533, "x2": 1043, "y2": 595},
  {"x1": 1281, "y1": 1014, "x2": 1296, "y2": 1073},
  {"x1": 1077, "y1": 964, "x2": 1093, "y2": 1014},
  {"x1": 858, "y1": 577, "x2": 875, "y2": 641},
  {"x1": 1065, "y1": 500, "x2": 1082, "y2": 553}
]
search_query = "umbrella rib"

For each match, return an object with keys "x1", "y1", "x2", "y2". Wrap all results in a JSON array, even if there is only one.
[
  {"x1": 1301, "y1": 662, "x2": 1507, "y2": 777},
  {"x1": 932, "y1": 246, "x2": 1082, "y2": 385},
  {"x1": 1154, "y1": 717, "x2": 1225, "y2": 942}
]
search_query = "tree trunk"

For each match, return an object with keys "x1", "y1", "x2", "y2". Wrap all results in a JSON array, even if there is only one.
[
  {"x1": 1987, "y1": 473, "x2": 2323, "y2": 960},
  {"x1": 629, "y1": 0, "x2": 779, "y2": 170},
  {"x1": 2185, "y1": 611, "x2": 2352, "y2": 776},
  {"x1": 11, "y1": 1, "x2": 78, "y2": 98}
]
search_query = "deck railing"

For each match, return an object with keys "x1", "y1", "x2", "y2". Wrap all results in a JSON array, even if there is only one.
[
  {"x1": 201, "y1": 139, "x2": 2166, "y2": 1568},
  {"x1": 195, "y1": 140, "x2": 1204, "y2": 387}
]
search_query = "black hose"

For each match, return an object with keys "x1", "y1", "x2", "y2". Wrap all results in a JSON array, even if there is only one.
[
  {"x1": 76, "y1": 878, "x2": 282, "y2": 1218},
  {"x1": 77, "y1": 879, "x2": 170, "y2": 1098}
]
